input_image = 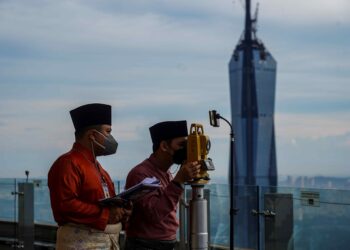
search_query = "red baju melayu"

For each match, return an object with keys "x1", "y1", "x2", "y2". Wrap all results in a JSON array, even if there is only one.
[
  {"x1": 125, "y1": 154, "x2": 183, "y2": 240},
  {"x1": 48, "y1": 142, "x2": 116, "y2": 230}
]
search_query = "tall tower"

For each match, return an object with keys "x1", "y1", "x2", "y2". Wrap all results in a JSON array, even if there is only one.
[{"x1": 229, "y1": 0, "x2": 277, "y2": 247}]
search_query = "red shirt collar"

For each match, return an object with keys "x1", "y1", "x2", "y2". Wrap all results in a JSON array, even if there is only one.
[{"x1": 72, "y1": 142, "x2": 95, "y2": 163}]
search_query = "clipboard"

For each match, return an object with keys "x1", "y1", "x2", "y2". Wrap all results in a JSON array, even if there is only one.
[{"x1": 99, "y1": 177, "x2": 161, "y2": 206}]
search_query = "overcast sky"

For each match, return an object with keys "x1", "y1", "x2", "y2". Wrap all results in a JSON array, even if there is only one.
[{"x1": 0, "y1": 0, "x2": 349, "y2": 180}]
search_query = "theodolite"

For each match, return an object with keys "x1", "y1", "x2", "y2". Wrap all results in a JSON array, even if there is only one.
[{"x1": 186, "y1": 123, "x2": 215, "y2": 250}]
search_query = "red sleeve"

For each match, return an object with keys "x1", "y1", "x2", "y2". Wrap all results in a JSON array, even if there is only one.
[
  {"x1": 125, "y1": 168, "x2": 183, "y2": 222},
  {"x1": 48, "y1": 157, "x2": 109, "y2": 230}
]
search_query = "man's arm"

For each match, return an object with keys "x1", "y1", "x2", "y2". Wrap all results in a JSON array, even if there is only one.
[
  {"x1": 125, "y1": 161, "x2": 200, "y2": 222},
  {"x1": 48, "y1": 158, "x2": 110, "y2": 229}
]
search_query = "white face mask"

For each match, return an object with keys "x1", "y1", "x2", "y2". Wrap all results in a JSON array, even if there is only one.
[{"x1": 92, "y1": 130, "x2": 118, "y2": 156}]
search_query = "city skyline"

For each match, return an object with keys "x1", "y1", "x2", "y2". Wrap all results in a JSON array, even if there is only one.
[{"x1": 0, "y1": 0, "x2": 349, "y2": 179}]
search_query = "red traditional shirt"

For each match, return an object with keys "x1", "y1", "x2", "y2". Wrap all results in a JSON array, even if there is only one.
[
  {"x1": 125, "y1": 154, "x2": 183, "y2": 240},
  {"x1": 48, "y1": 142, "x2": 116, "y2": 230}
]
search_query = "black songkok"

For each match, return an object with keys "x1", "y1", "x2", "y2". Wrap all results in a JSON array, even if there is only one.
[
  {"x1": 149, "y1": 120, "x2": 188, "y2": 144},
  {"x1": 70, "y1": 103, "x2": 111, "y2": 131}
]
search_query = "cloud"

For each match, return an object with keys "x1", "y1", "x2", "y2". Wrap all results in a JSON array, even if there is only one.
[
  {"x1": 277, "y1": 132, "x2": 350, "y2": 176},
  {"x1": 0, "y1": 0, "x2": 349, "y2": 178},
  {"x1": 261, "y1": 0, "x2": 350, "y2": 26},
  {"x1": 2, "y1": 0, "x2": 348, "y2": 61},
  {"x1": 275, "y1": 112, "x2": 350, "y2": 139},
  {"x1": 0, "y1": 0, "x2": 236, "y2": 57}
]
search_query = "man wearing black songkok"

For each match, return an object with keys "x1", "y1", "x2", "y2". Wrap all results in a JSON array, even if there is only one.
[
  {"x1": 125, "y1": 120, "x2": 201, "y2": 250},
  {"x1": 48, "y1": 103, "x2": 131, "y2": 250}
]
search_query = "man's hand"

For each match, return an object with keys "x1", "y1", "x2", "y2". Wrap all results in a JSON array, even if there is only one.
[
  {"x1": 173, "y1": 161, "x2": 201, "y2": 184},
  {"x1": 108, "y1": 206, "x2": 125, "y2": 224},
  {"x1": 121, "y1": 201, "x2": 133, "y2": 223}
]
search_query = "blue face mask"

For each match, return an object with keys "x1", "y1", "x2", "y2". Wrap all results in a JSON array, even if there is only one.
[{"x1": 93, "y1": 130, "x2": 118, "y2": 156}]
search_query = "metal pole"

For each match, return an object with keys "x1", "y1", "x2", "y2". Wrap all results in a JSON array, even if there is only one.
[
  {"x1": 229, "y1": 133, "x2": 235, "y2": 250},
  {"x1": 218, "y1": 115, "x2": 237, "y2": 250},
  {"x1": 13, "y1": 179, "x2": 17, "y2": 249},
  {"x1": 257, "y1": 185, "x2": 261, "y2": 250},
  {"x1": 189, "y1": 184, "x2": 208, "y2": 250},
  {"x1": 209, "y1": 110, "x2": 237, "y2": 250}
]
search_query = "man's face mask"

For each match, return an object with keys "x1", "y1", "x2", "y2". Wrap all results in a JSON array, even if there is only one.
[
  {"x1": 92, "y1": 130, "x2": 118, "y2": 156},
  {"x1": 172, "y1": 143, "x2": 187, "y2": 165}
]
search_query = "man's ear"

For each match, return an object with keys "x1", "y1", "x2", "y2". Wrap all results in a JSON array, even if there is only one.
[
  {"x1": 87, "y1": 129, "x2": 96, "y2": 141},
  {"x1": 159, "y1": 141, "x2": 170, "y2": 152}
]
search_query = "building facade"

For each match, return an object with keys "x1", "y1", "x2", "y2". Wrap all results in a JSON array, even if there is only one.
[{"x1": 228, "y1": 0, "x2": 277, "y2": 247}]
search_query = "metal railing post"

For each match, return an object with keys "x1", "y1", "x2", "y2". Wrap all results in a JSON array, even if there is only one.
[{"x1": 18, "y1": 183, "x2": 34, "y2": 250}]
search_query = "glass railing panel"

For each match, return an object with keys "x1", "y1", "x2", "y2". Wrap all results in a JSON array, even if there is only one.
[
  {"x1": 261, "y1": 186, "x2": 350, "y2": 250},
  {"x1": 234, "y1": 185, "x2": 259, "y2": 250},
  {"x1": 260, "y1": 186, "x2": 292, "y2": 250},
  {"x1": 0, "y1": 179, "x2": 17, "y2": 222},
  {"x1": 208, "y1": 183, "x2": 230, "y2": 247},
  {"x1": 3, "y1": 178, "x2": 350, "y2": 250},
  {"x1": 32, "y1": 179, "x2": 55, "y2": 224},
  {"x1": 208, "y1": 184, "x2": 259, "y2": 249}
]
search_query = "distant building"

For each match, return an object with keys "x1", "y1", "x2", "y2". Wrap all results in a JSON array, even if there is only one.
[
  {"x1": 228, "y1": 0, "x2": 277, "y2": 248},
  {"x1": 279, "y1": 175, "x2": 350, "y2": 190}
]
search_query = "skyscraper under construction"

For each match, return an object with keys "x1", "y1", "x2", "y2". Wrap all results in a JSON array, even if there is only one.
[{"x1": 229, "y1": 0, "x2": 277, "y2": 247}]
